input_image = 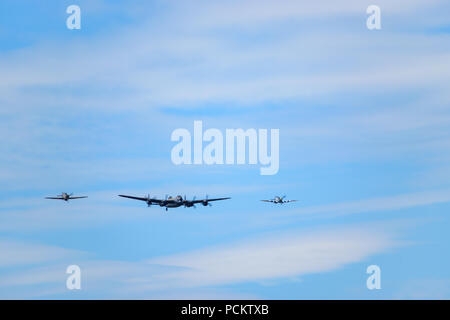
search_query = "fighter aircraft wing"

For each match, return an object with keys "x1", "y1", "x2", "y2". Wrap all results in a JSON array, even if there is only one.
[
  {"x1": 260, "y1": 200, "x2": 274, "y2": 202},
  {"x1": 69, "y1": 196, "x2": 88, "y2": 199},
  {"x1": 284, "y1": 200, "x2": 298, "y2": 202},
  {"x1": 190, "y1": 197, "x2": 231, "y2": 204},
  {"x1": 45, "y1": 197, "x2": 64, "y2": 200},
  {"x1": 118, "y1": 195, "x2": 163, "y2": 204}
]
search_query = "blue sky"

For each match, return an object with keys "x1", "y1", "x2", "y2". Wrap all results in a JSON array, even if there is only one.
[{"x1": 0, "y1": 0, "x2": 450, "y2": 299}]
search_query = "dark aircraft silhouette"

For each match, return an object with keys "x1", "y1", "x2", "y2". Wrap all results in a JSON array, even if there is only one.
[
  {"x1": 261, "y1": 195, "x2": 297, "y2": 204},
  {"x1": 118, "y1": 194, "x2": 231, "y2": 211},
  {"x1": 45, "y1": 192, "x2": 88, "y2": 201}
]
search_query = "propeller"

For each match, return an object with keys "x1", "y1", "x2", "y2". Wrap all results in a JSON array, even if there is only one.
[
  {"x1": 146, "y1": 194, "x2": 152, "y2": 207},
  {"x1": 203, "y1": 194, "x2": 212, "y2": 206},
  {"x1": 184, "y1": 195, "x2": 197, "y2": 208}
]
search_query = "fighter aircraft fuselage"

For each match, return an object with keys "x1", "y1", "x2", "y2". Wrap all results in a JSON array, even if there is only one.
[
  {"x1": 261, "y1": 195, "x2": 297, "y2": 204},
  {"x1": 45, "y1": 192, "x2": 88, "y2": 201}
]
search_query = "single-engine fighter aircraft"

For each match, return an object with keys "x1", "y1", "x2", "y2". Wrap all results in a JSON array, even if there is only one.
[
  {"x1": 261, "y1": 195, "x2": 297, "y2": 204},
  {"x1": 45, "y1": 192, "x2": 88, "y2": 201},
  {"x1": 118, "y1": 194, "x2": 231, "y2": 211}
]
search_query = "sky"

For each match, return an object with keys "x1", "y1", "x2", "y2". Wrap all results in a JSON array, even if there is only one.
[{"x1": 0, "y1": 0, "x2": 450, "y2": 299}]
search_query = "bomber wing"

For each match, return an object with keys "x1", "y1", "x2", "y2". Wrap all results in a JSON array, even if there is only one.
[
  {"x1": 118, "y1": 195, "x2": 163, "y2": 204},
  {"x1": 190, "y1": 197, "x2": 231, "y2": 204}
]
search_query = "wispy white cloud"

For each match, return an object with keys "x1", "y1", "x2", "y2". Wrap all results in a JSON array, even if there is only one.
[
  {"x1": 0, "y1": 0, "x2": 448, "y2": 196},
  {"x1": 0, "y1": 240, "x2": 86, "y2": 267},
  {"x1": 0, "y1": 1, "x2": 448, "y2": 187},
  {"x1": 0, "y1": 0, "x2": 449, "y2": 299},
  {"x1": 295, "y1": 189, "x2": 450, "y2": 217},
  {"x1": 257, "y1": 189, "x2": 450, "y2": 228},
  {"x1": 0, "y1": 224, "x2": 397, "y2": 298},
  {"x1": 144, "y1": 226, "x2": 396, "y2": 289},
  {"x1": 1, "y1": 0, "x2": 449, "y2": 110}
]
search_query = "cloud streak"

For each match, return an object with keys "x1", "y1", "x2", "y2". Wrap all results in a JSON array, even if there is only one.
[
  {"x1": 0, "y1": 224, "x2": 397, "y2": 298},
  {"x1": 144, "y1": 227, "x2": 395, "y2": 289}
]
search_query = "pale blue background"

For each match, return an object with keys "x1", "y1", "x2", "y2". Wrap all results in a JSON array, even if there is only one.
[{"x1": 0, "y1": 0, "x2": 450, "y2": 299}]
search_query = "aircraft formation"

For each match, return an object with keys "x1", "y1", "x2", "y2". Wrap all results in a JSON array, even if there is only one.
[{"x1": 45, "y1": 192, "x2": 297, "y2": 212}]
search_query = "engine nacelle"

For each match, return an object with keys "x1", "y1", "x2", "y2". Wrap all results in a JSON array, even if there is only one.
[{"x1": 202, "y1": 201, "x2": 208, "y2": 206}]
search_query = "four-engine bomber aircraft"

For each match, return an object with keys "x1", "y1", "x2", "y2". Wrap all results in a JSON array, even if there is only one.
[
  {"x1": 261, "y1": 195, "x2": 297, "y2": 204},
  {"x1": 118, "y1": 194, "x2": 231, "y2": 211},
  {"x1": 45, "y1": 192, "x2": 88, "y2": 201}
]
